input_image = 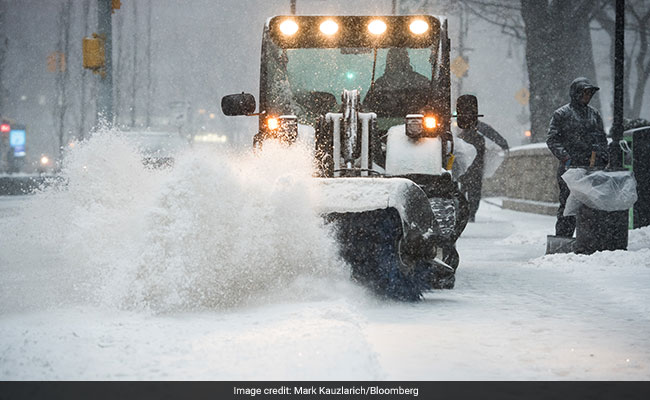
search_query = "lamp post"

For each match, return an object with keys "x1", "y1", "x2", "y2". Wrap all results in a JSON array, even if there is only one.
[{"x1": 610, "y1": 0, "x2": 625, "y2": 168}]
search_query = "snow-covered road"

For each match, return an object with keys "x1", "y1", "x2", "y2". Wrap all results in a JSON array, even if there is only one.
[
  {"x1": 2, "y1": 199, "x2": 648, "y2": 380},
  {"x1": 0, "y1": 134, "x2": 649, "y2": 380}
]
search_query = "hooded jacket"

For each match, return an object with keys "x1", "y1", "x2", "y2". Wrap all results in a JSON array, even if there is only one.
[{"x1": 546, "y1": 77, "x2": 608, "y2": 168}]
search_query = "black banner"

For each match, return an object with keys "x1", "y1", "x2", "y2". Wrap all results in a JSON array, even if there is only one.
[{"x1": 0, "y1": 382, "x2": 648, "y2": 400}]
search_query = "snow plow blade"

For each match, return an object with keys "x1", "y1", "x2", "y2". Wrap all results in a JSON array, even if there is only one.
[{"x1": 313, "y1": 177, "x2": 454, "y2": 300}]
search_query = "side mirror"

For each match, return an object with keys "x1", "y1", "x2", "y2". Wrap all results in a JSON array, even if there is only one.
[
  {"x1": 456, "y1": 94, "x2": 481, "y2": 129},
  {"x1": 221, "y1": 93, "x2": 256, "y2": 116}
]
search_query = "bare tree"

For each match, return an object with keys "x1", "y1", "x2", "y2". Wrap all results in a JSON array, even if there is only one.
[
  {"x1": 594, "y1": 0, "x2": 650, "y2": 120},
  {"x1": 145, "y1": 0, "x2": 153, "y2": 128},
  {"x1": 53, "y1": 0, "x2": 73, "y2": 157},
  {"x1": 521, "y1": 1, "x2": 600, "y2": 142},
  {"x1": 0, "y1": 0, "x2": 9, "y2": 112},
  {"x1": 114, "y1": 7, "x2": 125, "y2": 125},
  {"x1": 400, "y1": 0, "x2": 458, "y2": 15},
  {"x1": 457, "y1": 1, "x2": 525, "y2": 39},
  {"x1": 628, "y1": 4, "x2": 650, "y2": 119},
  {"x1": 129, "y1": 1, "x2": 138, "y2": 127},
  {"x1": 418, "y1": 0, "x2": 602, "y2": 143},
  {"x1": 454, "y1": 2, "x2": 470, "y2": 100},
  {"x1": 78, "y1": 0, "x2": 91, "y2": 140}
]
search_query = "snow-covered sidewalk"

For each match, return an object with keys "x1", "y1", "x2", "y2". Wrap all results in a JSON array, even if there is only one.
[{"x1": 373, "y1": 202, "x2": 650, "y2": 380}]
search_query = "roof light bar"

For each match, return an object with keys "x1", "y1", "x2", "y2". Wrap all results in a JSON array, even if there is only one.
[{"x1": 269, "y1": 16, "x2": 439, "y2": 48}]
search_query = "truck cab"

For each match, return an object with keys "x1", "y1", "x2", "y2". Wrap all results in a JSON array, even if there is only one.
[{"x1": 221, "y1": 15, "x2": 480, "y2": 300}]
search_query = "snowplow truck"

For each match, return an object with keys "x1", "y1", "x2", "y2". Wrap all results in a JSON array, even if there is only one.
[{"x1": 222, "y1": 15, "x2": 478, "y2": 300}]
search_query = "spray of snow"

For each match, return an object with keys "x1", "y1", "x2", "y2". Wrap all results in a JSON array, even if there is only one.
[{"x1": 2, "y1": 129, "x2": 355, "y2": 313}]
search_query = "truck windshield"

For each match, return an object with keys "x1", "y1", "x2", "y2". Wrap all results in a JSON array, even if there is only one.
[{"x1": 264, "y1": 44, "x2": 435, "y2": 128}]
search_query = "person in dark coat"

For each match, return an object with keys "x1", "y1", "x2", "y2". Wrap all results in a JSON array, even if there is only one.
[
  {"x1": 546, "y1": 77, "x2": 609, "y2": 237},
  {"x1": 458, "y1": 121, "x2": 509, "y2": 222},
  {"x1": 363, "y1": 48, "x2": 430, "y2": 117}
]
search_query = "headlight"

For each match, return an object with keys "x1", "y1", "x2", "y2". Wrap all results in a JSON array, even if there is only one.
[
  {"x1": 405, "y1": 114, "x2": 440, "y2": 139},
  {"x1": 405, "y1": 114, "x2": 424, "y2": 139},
  {"x1": 319, "y1": 19, "x2": 338, "y2": 36},
  {"x1": 40, "y1": 156, "x2": 50, "y2": 165},
  {"x1": 279, "y1": 19, "x2": 299, "y2": 36}
]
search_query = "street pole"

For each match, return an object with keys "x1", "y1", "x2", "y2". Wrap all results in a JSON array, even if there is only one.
[
  {"x1": 290, "y1": 0, "x2": 296, "y2": 15},
  {"x1": 97, "y1": 0, "x2": 113, "y2": 126},
  {"x1": 610, "y1": 0, "x2": 625, "y2": 168}
]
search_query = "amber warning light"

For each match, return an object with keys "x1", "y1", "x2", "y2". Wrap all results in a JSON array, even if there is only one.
[
  {"x1": 267, "y1": 117, "x2": 279, "y2": 130},
  {"x1": 424, "y1": 116, "x2": 437, "y2": 129}
]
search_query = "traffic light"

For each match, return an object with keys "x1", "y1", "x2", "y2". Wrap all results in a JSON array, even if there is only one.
[
  {"x1": 46, "y1": 52, "x2": 66, "y2": 72},
  {"x1": 47, "y1": 53, "x2": 57, "y2": 72},
  {"x1": 0, "y1": 122, "x2": 10, "y2": 134},
  {"x1": 83, "y1": 34, "x2": 105, "y2": 73}
]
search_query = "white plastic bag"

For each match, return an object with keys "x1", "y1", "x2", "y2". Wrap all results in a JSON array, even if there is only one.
[
  {"x1": 451, "y1": 131, "x2": 477, "y2": 177},
  {"x1": 483, "y1": 139, "x2": 505, "y2": 178},
  {"x1": 562, "y1": 168, "x2": 638, "y2": 216}
]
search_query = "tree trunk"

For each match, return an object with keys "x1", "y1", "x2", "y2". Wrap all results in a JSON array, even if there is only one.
[
  {"x1": 145, "y1": 0, "x2": 153, "y2": 128},
  {"x1": 114, "y1": 10, "x2": 124, "y2": 125},
  {"x1": 630, "y1": 7, "x2": 650, "y2": 119},
  {"x1": 594, "y1": 2, "x2": 650, "y2": 120},
  {"x1": 521, "y1": 1, "x2": 555, "y2": 143},
  {"x1": 0, "y1": 0, "x2": 8, "y2": 111},
  {"x1": 130, "y1": 1, "x2": 138, "y2": 127},
  {"x1": 79, "y1": 0, "x2": 91, "y2": 140},
  {"x1": 55, "y1": 0, "x2": 72, "y2": 157},
  {"x1": 521, "y1": 0, "x2": 599, "y2": 142}
]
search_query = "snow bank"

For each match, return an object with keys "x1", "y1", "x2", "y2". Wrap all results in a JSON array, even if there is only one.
[
  {"x1": 0, "y1": 130, "x2": 354, "y2": 314},
  {"x1": 527, "y1": 248, "x2": 650, "y2": 271},
  {"x1": 519, "y1": 225, "x2": 649, "y2": 271},
  {"x1": 629, "y1": 225, "x2": 650, "y2": 248},
  {"x1": 523, "y1": 226, "x2": 650, "y2": 316}
]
